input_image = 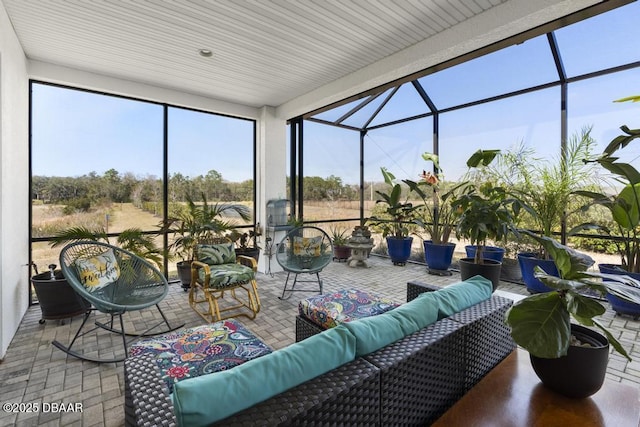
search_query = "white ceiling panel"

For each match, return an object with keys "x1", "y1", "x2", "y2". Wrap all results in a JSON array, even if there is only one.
[{"x1": 2, "y1": 0, "x2": 509, "y2": 107}]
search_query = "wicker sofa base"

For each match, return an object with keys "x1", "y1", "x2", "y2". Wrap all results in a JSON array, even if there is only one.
[{"x1": 125, "y1": 281, "x2": 515, "y2": 426}]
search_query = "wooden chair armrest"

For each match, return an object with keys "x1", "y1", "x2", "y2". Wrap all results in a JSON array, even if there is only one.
[
  {"x1": 191, "y1": 260, "x2": 211, "y2": 285},
  {"x1": 237, "y1": 255, "x2": 257, "y2": 271}
]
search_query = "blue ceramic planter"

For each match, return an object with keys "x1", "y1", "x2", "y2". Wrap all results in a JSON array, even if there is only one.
[
  {"x1": 518, "y1": 253, "x2": 557, "y2": 293},
  {"x1": 423, "y1": 241, "x2": 455, "y2": 271},
  {"x1": 598, "y1": 264, "x2": 640, "y2": 319},
  {"x1": 386, "y1": 236, "x2": 413, "y2": 266},
  {"x1": 465, "y1": 245, "x2": 505, "y2": 263}
]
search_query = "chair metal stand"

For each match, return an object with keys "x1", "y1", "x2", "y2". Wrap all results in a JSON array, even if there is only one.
[
  {"x1": 56, "y1": 241, "x2": 185, "y2": 364},
  {"x1": 279, "y1": 271, "x2": 323, "y2": 300},
  {"x1": 276, "y1": 226, "x2": 333, "y2": 301},
  {"x1": 52, "y1": 305, "x2": 183, "y2": 364}
]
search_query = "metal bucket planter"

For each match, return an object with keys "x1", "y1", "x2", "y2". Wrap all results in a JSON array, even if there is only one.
[{"x1": 31, "y1": 269, "x2": 91, "y2": 324}]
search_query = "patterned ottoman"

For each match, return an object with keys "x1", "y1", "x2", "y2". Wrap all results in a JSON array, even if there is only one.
[
  {"x1": 296, "y1": 288, "x2": 399, "y2": 341},
  {"x1": 128, "y1": 319, "x2": 271, "y2": 393}
]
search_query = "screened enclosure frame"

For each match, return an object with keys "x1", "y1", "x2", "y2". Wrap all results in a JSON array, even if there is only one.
[{"x1": 287, "y1": 0, "x2": 640, "y2": 246}]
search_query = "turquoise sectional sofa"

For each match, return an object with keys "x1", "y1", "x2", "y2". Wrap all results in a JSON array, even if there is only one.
[{"x1": 124, "y1": 277, "x2": 515, "y2": 426}]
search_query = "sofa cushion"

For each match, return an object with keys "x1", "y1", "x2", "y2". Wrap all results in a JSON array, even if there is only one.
[
  {"x1": 427, "y1": 275, "x2": 493, "y2": 319},
  {"x1": 172, "y1": 324, "x2": 356, "y2": 426},
  {"x1": 197, "y1": 263, "x2": 255, "y2": 288},
  {"x1": 343, "y1": 294, "x2": 439, "y2": 356},
  {"x1": 128, "y1": 320, "x2": 271, "y2": 393}
]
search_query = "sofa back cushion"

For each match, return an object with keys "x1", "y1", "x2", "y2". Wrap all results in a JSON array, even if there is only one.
[
  {"x1": 427, "y1": 275, "x2": 493, "y2": 319},
  {"x1": 343, "y1": 293, "x2": 439, "y2": 356},
  {"x1": 172, "y1": 324, "x2": 356, "y2": 426},
  {"x1": 343, "y1": 275, "x2": 492, "y2": 356}
]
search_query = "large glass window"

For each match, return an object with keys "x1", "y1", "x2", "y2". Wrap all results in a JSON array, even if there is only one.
[
  {"x1": 419, "y1": 34, "x2": 558, "y2": 110},
  {"x1": 439, "y1": 88, "x2": 561, "y2": 181},
  {"x1": 31, "y1": 83, "x2": 164, "y2": 273},
  {"x1": 302, "y1": 121, "x2": 360, "y2": 222},
  {"x1": 31, "y1": 83, "x2": 256, "y2": 283}
]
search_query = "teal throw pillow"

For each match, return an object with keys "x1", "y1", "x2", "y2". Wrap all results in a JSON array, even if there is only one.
[
  {"x1": 172, "y1": 325, "x2": 356, "y2": 427},
  {"x1": 428, "y1": 275, "x2": 493, "y2": 319}
]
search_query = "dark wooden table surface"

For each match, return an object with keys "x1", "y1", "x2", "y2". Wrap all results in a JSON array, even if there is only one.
[{"x1": 433, "y1": 348, "x2": 640, "y2": 427}]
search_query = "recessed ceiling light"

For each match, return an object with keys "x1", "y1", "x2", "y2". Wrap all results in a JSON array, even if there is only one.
[{"x1": 199, "y1": 49, "x2": 213, "y2": 58}]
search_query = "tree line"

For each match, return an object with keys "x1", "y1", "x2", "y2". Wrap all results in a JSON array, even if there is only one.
[{"x1": 32, "y1": 170, "x2": 376, "y2": 209}]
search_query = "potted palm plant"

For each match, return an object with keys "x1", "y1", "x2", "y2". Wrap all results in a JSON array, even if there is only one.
[
  {"x1": 448, "y1": 149, "x2": 517, "y2": 290},
  {"x1": 498, "y1": 129, "x2": 599, "y2": 293},
  {"x1": 505, "y1": 231, "x2": 640, "y2": 398},
  {"x1": 370, "y1": 167, "x2": 422, "y2": 265},
  {"x1": 572, "y1": 124, "x2": 640, "y2": 317},
  {"x1": 163, "y1": 192, "x2": 250, "y2": 289},
  {"x1": 404, "y1": 153, "x2": 456, "y2": 273}
]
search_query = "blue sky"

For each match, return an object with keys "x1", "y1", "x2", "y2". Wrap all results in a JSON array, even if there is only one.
[{"x1": 32, "y1": 2, "x2": 640, "y2": 185}]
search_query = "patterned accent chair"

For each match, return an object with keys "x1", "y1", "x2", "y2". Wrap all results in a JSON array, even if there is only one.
[{"x1": 189, "y1": 236, "x2": 261, "y2": 323}]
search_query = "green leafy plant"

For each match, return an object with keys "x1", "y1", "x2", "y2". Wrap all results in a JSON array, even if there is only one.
[
  {"x1": 329, "y1": 226, "x2": 350, "y2": 246},
  {"x1": 49, "y1": 226, "x2": 163, "y2": 268},
  {"x1": 495, "y1": 128, "x2": 598, "y2": 257},
  {"x1": 573, "y1": 126, "x2": 640, "y2": 272},
  {"x1": 404, "y1": 153, "x2": 455, "y2": 245},
  {"x1": 505, "y1": 230, "x2": 640, "y2": 361},
  {"x1": 370, "y1": 167, "x2": 422, "y2": 239},
  {"x1": 162, "y1": 192, "x2": 251, "y2": 262},
  {"x1": 447, "y1": 149, "x2": 517, "y2": 263}
]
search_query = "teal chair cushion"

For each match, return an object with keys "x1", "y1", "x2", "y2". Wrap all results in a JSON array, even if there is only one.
[
  {"x1": 172, "y1": 325, "x2": 356, "y2": 426},
  {"x1": 198, "y1": 243, "x2": 236, "y2": 265},
  {"x1": 198, "y1": 263, "x2": 254, "y2": 288}
]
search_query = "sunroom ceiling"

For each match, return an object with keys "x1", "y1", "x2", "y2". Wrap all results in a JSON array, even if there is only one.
[{"x1": 2, "y1": 0, "x2": 613, "y2": 113}]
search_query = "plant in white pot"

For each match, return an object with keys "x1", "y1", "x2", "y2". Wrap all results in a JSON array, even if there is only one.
[{"x1": 505, "y1": 230, "x2": 640, "y2": 398}]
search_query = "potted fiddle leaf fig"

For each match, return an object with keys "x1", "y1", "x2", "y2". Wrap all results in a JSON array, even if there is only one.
[
  {"x1": 370, "y1": 167, "x2": 422, "y2": 266},
  {"x1": 505, "y1": 230, "x2": 640, "y2": 398},
  {"x1": 447, "y1": 149, "x2": 517, "y2": 290}
]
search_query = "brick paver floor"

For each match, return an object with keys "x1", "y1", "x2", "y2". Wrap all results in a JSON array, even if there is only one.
[{"x1": 1, "y1": 255, "x2": 638, "y2": 426}]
